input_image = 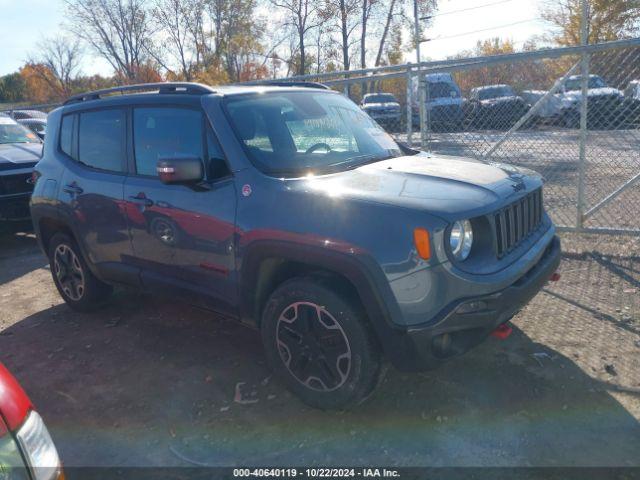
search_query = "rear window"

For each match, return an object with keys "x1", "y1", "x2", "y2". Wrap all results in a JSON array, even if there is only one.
[
  {"x1": 78, "y1": 109, "x2": 125, "y2": 172},
  {"x1": 0, "y1": 116, "x2": 40, "y2": 145}
]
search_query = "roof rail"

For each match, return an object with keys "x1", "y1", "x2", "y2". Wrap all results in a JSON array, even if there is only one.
[
  {"x1": 64, "y1": 82, "x2": 216, "y2": 105},
  {"x1": 244, "y1": 80, "x2": 331, "y2": 90}
]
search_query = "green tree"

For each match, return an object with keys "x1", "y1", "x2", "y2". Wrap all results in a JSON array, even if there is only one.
[{"x1": 0, "y1": 73, "x2": 27, "y2": 103}]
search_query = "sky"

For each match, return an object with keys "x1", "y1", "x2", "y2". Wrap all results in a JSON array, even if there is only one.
[{"x1": 0, "y1": 0, "x2": 550, "y2": 77}]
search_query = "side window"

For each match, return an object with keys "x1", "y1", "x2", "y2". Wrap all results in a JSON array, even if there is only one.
[
  {"x1": 78, "y1": 109, "x2": 125, "y2": 172},
  {"x1": 133, "y1": 107, "x2": 203, "y2": 176},
  {"x1": 59, "y1": 114, "x2": 75, "y2": 159},
  {"x1": 206, "y1": 126, "x2": 230, "y2": 180}
]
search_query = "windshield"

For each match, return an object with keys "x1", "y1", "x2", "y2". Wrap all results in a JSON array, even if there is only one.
[
  {"x1": 225, "y1": 91, "x2": 403, "y2": 175},
  {"x1": 0, "y1": 117, "x2": 41, "y2": 144},
  {"x1": 565, "y1": 76, "x2": 607, "y2": 91},
  {"x1": 478, "y1": 86, "x2": 515, "y2": 99},
  {"x1": 364, "y1": 94, "x2": 396, "y2": 104},
  {"x1": 426, "y1": 82, "x2": 459, "y2": 99}
]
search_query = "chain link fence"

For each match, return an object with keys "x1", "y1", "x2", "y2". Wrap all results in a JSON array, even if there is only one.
[
  {"x1": 4, "y1": 39, "x2": 640, "y2": 235},
  {"x1": 273, "y1": 38, "x2": 640, "y2": 236}
]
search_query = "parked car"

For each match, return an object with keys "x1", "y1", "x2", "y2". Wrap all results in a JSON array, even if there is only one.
[
  {"x1": 622, "y1": 80, "x2": 640, "y2": 128},
  {"x1": 465, "y1": 84, "x2": 529, "y2": 129},
  {"x1": 0, "y1": 114, "x2": 42, "y2": 223},
  {"x1": 558, "y1": 74, "x2": 625, "y2": 128},
  {"x1": 360, "y1": 92, "x2": 402, "y2": 130},
  {"x1": 0, "y1": 362, "x2": 64, "y2": 479},
  {"x1": 18, "y1": 118, "x2": 47, "y2": 140},
  {"x1": 4, "y1": 110, "x2": 47, "y2": 121},
  {"x1": 31, "y1": 82, "x2": 560, "y2": 409},
  {"x1": 521, "y1": 90, "x2": 565, "y2": 126},
  {"x1": 412, "y1": 73, "x2": 465, "y2": 131}
]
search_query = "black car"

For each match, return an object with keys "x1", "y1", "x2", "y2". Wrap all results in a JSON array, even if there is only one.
[
  {"x1": 0, "y1": 115, "x2": 42, "y2": 223},
  {"x1": 465, "y1": 84, "x2": 529, "y2": 130}
]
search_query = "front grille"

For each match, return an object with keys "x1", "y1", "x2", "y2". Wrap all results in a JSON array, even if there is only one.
[
  {"x1": 0, "y1": 173, "x2": 33, "y2": 196},
  {"x1": 493, "y1": 188, "x2": 543, "y2": 258}
]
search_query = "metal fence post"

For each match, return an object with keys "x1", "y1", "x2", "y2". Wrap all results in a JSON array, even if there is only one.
[
  {"x1": 576, "y1": 0, "x2": 589, "y2": 229},
  {"x1": 406, "y1": 65, "x2": 413, "y2": 145},
  {"x1": 419, "y1": 73, "x2": 427, "y2": 149}
]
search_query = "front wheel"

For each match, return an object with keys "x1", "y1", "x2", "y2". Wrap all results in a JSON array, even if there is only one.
[
  {"x1": 261, "y1": 277, "x2": 382, "y2": 410},
  {"x1": 48, "y1": 233, "x2": 112, "y2": 311}
]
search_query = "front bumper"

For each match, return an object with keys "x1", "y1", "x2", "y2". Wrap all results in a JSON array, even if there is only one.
[
  {"x1": 384, "y1": 235, "x2": 561, "y2": 371},
  {"x1": 368, "y1": 112, "x2": 401, "y2": 122}
]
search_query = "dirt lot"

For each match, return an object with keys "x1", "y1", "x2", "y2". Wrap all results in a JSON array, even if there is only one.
[{"x1": 0, "y1": 228, "x2": 639, "y2": 469}]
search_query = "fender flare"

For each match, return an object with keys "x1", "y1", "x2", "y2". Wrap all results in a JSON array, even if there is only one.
[{"x1": 239, "y1": 240, "x2": 408, "y2": 357}]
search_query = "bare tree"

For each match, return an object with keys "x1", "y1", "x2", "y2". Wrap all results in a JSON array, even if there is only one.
[
  {"x1": 373, "y1": 0, "x2": 397, "y2": 66},
  {"x1": 324, "y1": 0, "x2": 361, "y2": 71},
  {"x1": 149, "y1": 0, "x2": 209, "y2": 80},
  {"x1": 64, "y1": 0, "x2": 154, "y2": 81},
  {"x1": 270, "y1": 0, "x2": 322, "y2": 75},
  {"x1": 359, "y1": 0, "x2": 377, "y2": 69},
  {"x1": 27, "y1": 36, "x2": 83, "y2": 98}
]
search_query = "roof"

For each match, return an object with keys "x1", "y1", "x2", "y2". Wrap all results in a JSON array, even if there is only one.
[{"x1": 471, "y1": 84, "x2": 511, "y2": 91}]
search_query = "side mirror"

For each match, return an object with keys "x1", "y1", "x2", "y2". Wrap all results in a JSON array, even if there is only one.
[{"x1": 157, "y1": 156, "x2": 204, "y2": 185}]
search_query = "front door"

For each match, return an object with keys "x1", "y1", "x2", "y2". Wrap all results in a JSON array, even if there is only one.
[{"x1": 123, "y1": 106, "x2": 237, "y2": 315}]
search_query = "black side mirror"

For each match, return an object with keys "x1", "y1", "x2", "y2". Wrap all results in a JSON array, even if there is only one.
[{"x1": 157, "y1": 156, "x2": 204, "y2": 185}]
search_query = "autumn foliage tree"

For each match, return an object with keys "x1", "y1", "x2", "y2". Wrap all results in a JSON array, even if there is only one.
[{"x1": 541, "y1": 0, "x2": 640, "y2": 46}]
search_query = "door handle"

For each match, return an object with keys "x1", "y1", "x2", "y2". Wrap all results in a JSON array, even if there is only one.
[
  {"x1": 128, "y1": 193, "x2": 154, "y2": 207},
  {"x1": 63, "y1": 183, "x2": 83, "y2": 195}
]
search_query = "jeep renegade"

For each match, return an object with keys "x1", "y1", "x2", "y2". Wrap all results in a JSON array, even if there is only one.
[{"x1": 30, "y1": 82, "x2": 561, "y2": 409}]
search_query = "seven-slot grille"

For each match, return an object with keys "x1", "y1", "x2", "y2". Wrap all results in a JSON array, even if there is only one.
[{"x1": 494, "y1": 188, "x2": 543, "y2": 258}]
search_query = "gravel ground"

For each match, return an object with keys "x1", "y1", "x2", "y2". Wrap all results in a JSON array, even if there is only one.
[{"x1": 0, "y1": 228, "x2": 638, "y2": 471}]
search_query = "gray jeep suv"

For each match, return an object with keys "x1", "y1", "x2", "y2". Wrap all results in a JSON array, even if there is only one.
[{"x1": 30, "y1": 82, "x2": 561, "y2": 409}]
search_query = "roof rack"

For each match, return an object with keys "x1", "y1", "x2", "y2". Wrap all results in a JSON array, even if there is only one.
[
  {"x1": 64, "y1": 82, "x2": 216, "y2": 105},
  {"x1": 244, "y1": 80, "x2": 330, "y2": 90}
]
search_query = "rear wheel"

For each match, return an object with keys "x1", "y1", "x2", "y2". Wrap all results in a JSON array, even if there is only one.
[
  {"x1": 48, "y1": 233, "x2": 112, "y2": 311},
  {"x1": 261, "y1": 277, "x2": 382, "y2": 410}
]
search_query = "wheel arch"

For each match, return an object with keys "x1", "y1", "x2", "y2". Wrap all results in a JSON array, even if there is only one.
[{"x1": 239, "y1": 241, "x2": 405, "y2": 355}]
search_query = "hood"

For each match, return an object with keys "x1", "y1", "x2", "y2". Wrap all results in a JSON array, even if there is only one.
[
  {"x1": 0, "y1": 143, "x2": 42, "y2": 168},
  {"x1": 564, "y1": 87, "x2": 624, "y2": 100},
  {"x1": 363, "y1": 102, "x2": 401, "y2": 110},
  {"x1": 296, "y1": 154, "x2": 543, "y2": 221},
  {"x1": 481, "y1": 95, "x2": 524, "y2": 105}
]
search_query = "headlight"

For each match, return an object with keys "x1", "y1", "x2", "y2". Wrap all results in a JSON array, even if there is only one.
[
  {"x1": 449, "y1": 220, "x2": 473, "y2": 260},
  {"x1": 16, "y1": 411, "x2": 62, "y2": 480}
]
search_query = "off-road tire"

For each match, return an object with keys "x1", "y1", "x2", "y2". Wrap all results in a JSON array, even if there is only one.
[
  {"x1": 261, "y1": 276, "x2": 382, "y2": 410},
  {"x1": 48, "y1": 232, "x2": 112, "y2": 311}
]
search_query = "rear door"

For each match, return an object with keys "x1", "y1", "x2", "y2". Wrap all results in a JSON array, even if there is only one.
[
  {"x1": 58, "y1": 108, "x2": 135, "y2": 283},
  {"x1": 123, "y1": 105, "x2": 237, "y2": 315}
]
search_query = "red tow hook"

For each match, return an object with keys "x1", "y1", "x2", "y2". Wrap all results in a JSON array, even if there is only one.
[
  {"x1": 491, "y1": 323, "x2": 512, "y2": 340},
  {"x1": 549, "y1": 272, "x2": 561, "y2": 282}
]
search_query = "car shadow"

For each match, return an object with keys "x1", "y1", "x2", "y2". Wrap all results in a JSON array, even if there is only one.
[
  {"x1": 0, "y1": 230, "x2": 48, "y2": 286},
  {"x1": 1, "y1": 293, "x2": 639, "y2": 471}
]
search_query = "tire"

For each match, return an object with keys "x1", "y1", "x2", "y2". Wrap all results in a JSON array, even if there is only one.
[
  {"x1": 48, "y1": 232, "x2": 112, "y2": 311},
  {"x1": 261, "y1": 276, "x2": 382, "y2": 410}
]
